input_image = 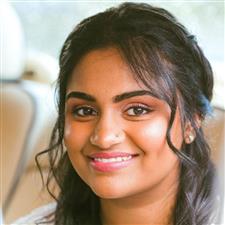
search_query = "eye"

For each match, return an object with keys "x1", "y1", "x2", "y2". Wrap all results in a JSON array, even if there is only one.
[
  {"x1": 72, "y1": 106, "x2": 97, "y2": 117},
  {"x1": 125, "y1": 105, "x2": 152, "y2": 116}
]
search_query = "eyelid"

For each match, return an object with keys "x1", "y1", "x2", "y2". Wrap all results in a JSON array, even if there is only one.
[
  {"x1": 123, "y1": 103, "x2": 152, "y2": 111},
  {"x1": 123, "y1": 103, "x2": 153, "y2": 117},
  {"x1": 69, "y1": 103, "x2": 97, "y2": 110},
  {"x1": 71, "y1": 104, "x2": 98, "y2": 117}
]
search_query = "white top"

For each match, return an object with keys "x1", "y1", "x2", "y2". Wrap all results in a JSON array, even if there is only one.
[
  {"x1": 12, "y1": 203, "x2": 56, "y2": 225},
  {"x1": 11, "y1": 202, "x2": 222, "y2": 225}
]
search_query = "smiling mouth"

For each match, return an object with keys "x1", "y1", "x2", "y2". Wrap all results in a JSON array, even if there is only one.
[
  {"x1": 93, "y1": 155, "x2": 132, "y2": 163},
  {"x1": 88, "y1": 153, "x2": 139, "y2": 172}
]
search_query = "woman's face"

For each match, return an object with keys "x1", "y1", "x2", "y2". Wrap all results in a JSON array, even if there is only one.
[{"x1": 64, "y1": 47, "x2": 183, "y2": 200}]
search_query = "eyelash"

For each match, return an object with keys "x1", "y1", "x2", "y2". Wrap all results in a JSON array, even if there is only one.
[
  {"x1": 70, "y1": 104, "x2": 153, "y2": 119},
  {"x1": 124, "y1": 104, "x2": 153, "y2": 116},
  {"x1": 71, "y1": 105, "x2": 97, "y2": 118}
]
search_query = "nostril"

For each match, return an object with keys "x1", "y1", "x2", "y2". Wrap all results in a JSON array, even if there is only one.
[{"x1": 89, "y1": 131, "x2": 125, "y2": 148}]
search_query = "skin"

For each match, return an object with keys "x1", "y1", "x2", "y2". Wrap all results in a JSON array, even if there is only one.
[{"x1": 64, "y1": 47, "x2": 184, "y2": 224}]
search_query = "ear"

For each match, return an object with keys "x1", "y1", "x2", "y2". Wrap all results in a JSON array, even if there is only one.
[{"x1": 184, "y1": 114, "x2": 202, "y2": 144}]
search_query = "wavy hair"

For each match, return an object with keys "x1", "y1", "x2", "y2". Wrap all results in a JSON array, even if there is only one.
[{"x1": 36, "y1": 3, "x2": 218, "y2": 225}]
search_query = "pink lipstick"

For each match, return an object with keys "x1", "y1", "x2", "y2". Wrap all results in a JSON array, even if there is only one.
[{"x1": 88, "y1": 152, "x2": 137, "y2": 172}]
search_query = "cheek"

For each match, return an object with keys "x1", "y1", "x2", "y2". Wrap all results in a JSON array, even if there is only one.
[
  {"x1": 64, "y1": 119, "x2": 94, "y2": 180},
  {"x1": 124, "y1": 117, "x2": 180, "y2": 191},
  {"x1": 130, "y1": 111, "x2": 183, "y2": 154},
  {"x1": 129, "y1": 117, "x2": 168, "y2": 154},
  {"x1": 127, "y1": 111, "x2": 183, "y2": 158},
  {"x1": 64, "y1": 118, "x2": 92, "y2": 154}
]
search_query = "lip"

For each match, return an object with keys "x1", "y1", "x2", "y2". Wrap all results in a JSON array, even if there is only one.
[{"x1": 88, "y1": 152, "x2": 138, "y2": 172}]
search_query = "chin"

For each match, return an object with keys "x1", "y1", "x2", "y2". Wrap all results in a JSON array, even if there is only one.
[
  {"x1": 90, "y1": 183, "x2": 127, "y2": 199},
  {"x1": 91, "y1": 188, "x2": 120, "y2": 199}
]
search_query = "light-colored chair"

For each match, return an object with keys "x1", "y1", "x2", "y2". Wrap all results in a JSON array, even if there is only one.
[
  {"x1": 1, "y1": 81, "x2": 57, "y2": 223},
  {"x1": 0, "y1": 1, "x2": 57, "y2": 223}
]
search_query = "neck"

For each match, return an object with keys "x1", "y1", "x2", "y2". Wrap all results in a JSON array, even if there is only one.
[{"x1": 100, "y1": 174, "x2": 179, "y2": 225}]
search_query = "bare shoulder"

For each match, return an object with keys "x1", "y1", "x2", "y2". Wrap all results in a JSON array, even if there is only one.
[{"x1": 11, "y1": 202, "x2": 56, "y2": 225}]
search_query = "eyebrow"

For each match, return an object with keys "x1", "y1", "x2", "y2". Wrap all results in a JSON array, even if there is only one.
[
  {"x1": 66, "y1": 90, "x2": 155, "y2": 103},
  {"x1": 66, "y1": 91, "x2": 96, "y2": 102}
]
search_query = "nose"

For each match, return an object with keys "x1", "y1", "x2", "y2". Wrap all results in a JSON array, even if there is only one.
[{"x1": 90, "y1": 114, "x2": 125, "y2": 149}]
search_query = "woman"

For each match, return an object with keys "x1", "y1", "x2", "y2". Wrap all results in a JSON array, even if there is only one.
[{"x1": 14, "y1": 2, "x2": 220, "y2": 225}]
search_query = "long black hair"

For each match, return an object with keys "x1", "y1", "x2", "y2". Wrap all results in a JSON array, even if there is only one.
[{"x1": 36, "y1": 2, "x2": 218, "y2": 225}]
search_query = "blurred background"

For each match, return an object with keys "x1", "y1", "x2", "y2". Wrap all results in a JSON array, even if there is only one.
[
  {"x1": 7, "y1": 0, "x2": 225, "y2": 107},
  {"x1": 1, "y1": 0, "x2": 224, "y2": 224},
  {"x1": 11, "y1": 1, "x2": 225, "y2": 61}
]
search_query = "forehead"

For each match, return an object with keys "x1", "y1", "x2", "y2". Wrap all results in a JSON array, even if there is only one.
[{"x1": 67, "y1": 48, "x2": 144, "y2": 95}]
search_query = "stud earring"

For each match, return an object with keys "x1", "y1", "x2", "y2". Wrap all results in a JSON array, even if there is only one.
[
  {"x1": 189, "y1": 134, "x2": 194, "y2": 143},
  {"x1": 186, "y1": 133, "x2": 195, "y2": 144}
]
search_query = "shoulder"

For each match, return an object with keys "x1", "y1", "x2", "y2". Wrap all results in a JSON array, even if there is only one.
[{"x1": 12, "y1": 202, "x2": 56, "y2": 225}]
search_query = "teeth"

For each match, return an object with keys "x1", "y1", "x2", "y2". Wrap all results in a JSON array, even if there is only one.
[{"x1": 94, "y1": 156, "x2": 132, "y2": 163}]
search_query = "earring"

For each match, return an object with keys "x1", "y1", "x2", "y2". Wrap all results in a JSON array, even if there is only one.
[
  {"x1": 189, "y1": 134, "x2": 194, "y2": 142},
  {"x1": 186, "y1": 133, "x2": 195, "y2": 144}
]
